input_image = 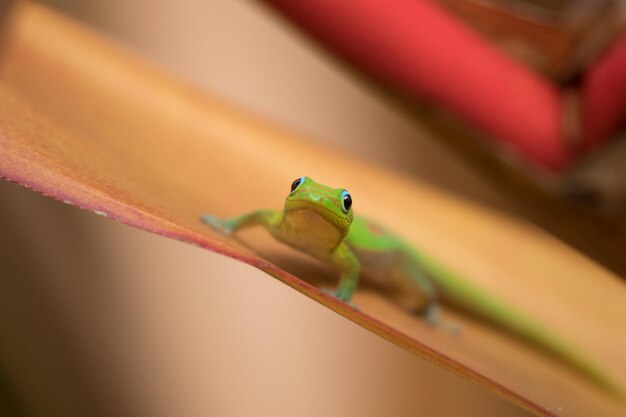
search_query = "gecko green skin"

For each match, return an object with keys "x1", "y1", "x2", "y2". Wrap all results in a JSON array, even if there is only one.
[{"x1": 201, "y1": 176, "x2": 623, "y2": 398}]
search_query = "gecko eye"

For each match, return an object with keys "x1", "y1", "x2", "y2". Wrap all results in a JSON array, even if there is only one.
[
  {"x1": 340, "y1": 190, "x2": 352, "y2": 213},
  {"x1": 290, "y1": 177, "x2": 305, "y2": 193}
]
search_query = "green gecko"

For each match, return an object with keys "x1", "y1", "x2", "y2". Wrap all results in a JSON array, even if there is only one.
[{"x1": 201, "y1": 176, "x2": 622, "y2": 398}]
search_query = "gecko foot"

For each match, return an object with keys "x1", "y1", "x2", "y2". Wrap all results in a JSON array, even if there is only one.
[
  {"x1": 322, "y1": 288, "x2": 360, "y2": 310},
  {"x1": 200, "y1": 214, "x2": 234, "y2": 235},
  {"x1": 443, "y1": 322, "x2": 462, "y2": 337},
  {"x1": 422, "y1": 304, "x2": 462, "y2": 336}
]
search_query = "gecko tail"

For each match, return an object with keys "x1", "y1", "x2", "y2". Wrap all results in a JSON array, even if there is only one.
[{"x1": 411, "y1": 250, "x2": 625, "y2": 400}]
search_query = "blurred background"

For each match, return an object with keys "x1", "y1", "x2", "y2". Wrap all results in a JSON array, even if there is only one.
[{"x1": 1, "y1": 0, "x2": 625, "y2": 416}]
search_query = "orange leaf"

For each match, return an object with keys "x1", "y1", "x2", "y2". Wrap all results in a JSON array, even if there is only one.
[{"x1": 0, "y1": 3, "x2": 625, "y2": 417}]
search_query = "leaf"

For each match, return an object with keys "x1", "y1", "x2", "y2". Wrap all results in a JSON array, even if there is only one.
[{"x1": 0, "y1": 3, "x2": 625, "y2": 417}]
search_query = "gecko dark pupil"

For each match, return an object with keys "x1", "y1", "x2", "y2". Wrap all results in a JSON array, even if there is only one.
[
  {"x1": 291, "y1": 178, "x2": 302, "y2": 192},
  {"x1": 343, "y1": 194, "x2": 352, "y2": 210}
]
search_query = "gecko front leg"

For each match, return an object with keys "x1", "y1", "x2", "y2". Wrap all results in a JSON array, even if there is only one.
[
  {"x1": 201, "y1": 210, "x2": 281, "y2": 235},
  {"x1": 328, "y1": 242, "x2": 361, "y2": 303}
]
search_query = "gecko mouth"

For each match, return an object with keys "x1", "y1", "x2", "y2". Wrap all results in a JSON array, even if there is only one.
[{"x1": 286, "y1": 199, "x2": 344, "y2": 221}]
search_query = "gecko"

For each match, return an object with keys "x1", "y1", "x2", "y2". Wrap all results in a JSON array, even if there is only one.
[{"x1": 200, "y1": 176, "x2": 622, "y2": 398}]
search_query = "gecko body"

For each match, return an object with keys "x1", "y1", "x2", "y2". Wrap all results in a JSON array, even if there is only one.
[{"x1": 201, "y1": 176, "x2": 622, "y2": 398}]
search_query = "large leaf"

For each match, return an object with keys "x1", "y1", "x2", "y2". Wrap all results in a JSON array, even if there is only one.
[{"x1": 0, "y1": 3, "x2": 625, "y2": 416}]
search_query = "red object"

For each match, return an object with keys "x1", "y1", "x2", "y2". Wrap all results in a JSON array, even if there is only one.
[
  {"x1": 582, "y1": 35, "x2": 626, "y2": 150},
  {"x1": 264, "y1": 0, "x2": 570, "y2": 171}
]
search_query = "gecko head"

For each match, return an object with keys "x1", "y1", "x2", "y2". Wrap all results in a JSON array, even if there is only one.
[{"x1": 284, "y1": 176, "x2": 353, "y2": 239}]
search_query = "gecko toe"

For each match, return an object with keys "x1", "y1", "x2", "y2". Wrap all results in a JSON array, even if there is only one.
[
  {"x1": 200, "y1": 215, "x2": 233, "y2": 235},
  {"x1": 321, "y1": 288, "x2": 360, "y2": 310}
]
